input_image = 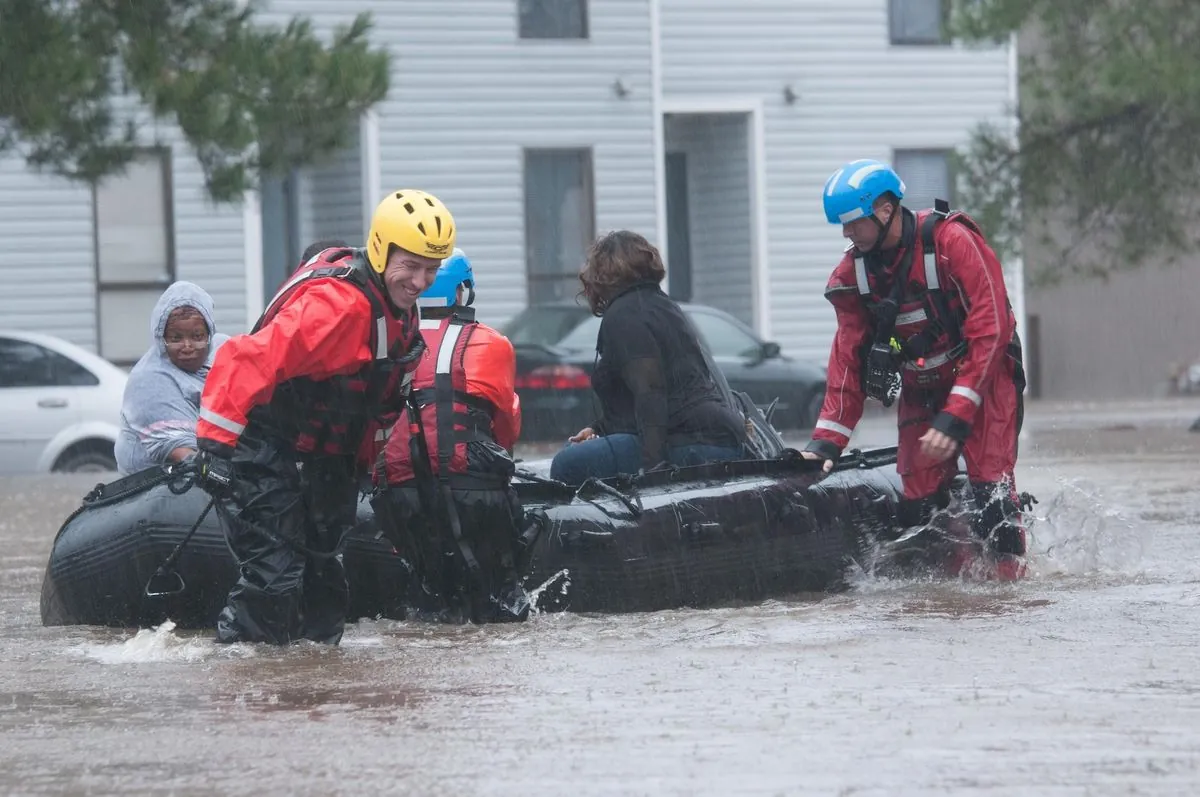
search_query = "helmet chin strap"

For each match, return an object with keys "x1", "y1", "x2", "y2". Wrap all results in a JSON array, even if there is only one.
[
  {"x1": 459, "y1": 281, "x2": 476, "y2": 307},
  {"x1": 863, "y1": 203, "x2": 899, "y2": 254}
]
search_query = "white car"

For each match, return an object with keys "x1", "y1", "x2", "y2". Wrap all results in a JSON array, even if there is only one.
[{"x1": 0, "y1": 330, "x2": 128, "y2": 474}]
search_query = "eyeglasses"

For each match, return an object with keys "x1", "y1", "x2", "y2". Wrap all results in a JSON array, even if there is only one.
[{"x1": 163, "y1": 333, "x2": 211, "y2": 348}]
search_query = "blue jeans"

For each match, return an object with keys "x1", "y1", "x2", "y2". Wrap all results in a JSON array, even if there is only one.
[{"x1": 548, "y1": 433, "x2": 744, "y2": 485}]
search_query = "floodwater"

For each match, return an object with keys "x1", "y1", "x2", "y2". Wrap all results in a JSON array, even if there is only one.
[{"x1": 3, "y1": 399, "x2": 1200, "y2": 796}]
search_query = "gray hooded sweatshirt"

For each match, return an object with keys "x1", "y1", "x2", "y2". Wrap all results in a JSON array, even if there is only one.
[{"x1": 114, "y1": 281, "x2": 231, "y2": 474}]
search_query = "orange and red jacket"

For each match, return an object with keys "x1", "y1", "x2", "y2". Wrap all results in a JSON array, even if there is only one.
[
  {"x1": 196, "y1": 248, "x2": 422, "y2": 462},
  {"x1": 812, "y1": 208, "x2": 1017, "y2": 454},
  {"x1": 376, "y1": 308, "x2": 521, "y2": 487}
]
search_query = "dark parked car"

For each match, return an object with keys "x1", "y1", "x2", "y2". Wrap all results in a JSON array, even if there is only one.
[{"x1": 502, "y1": 302, "x2": 827, "y2": 441}]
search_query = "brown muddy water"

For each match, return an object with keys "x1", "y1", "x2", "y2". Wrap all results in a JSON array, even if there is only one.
[{"x1": 3, "y1": 400, "x2": 1200, "y2": 796}]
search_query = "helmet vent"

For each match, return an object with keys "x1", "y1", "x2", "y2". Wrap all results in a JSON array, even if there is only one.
[
  {"x1": 417, "y1": 222, "x2": 427, "y2": 235},
  {"x1": 403, "y1": 202, "x2": 415, "y2": 214},
  {"x1": 434, "y1": 216, "x2": 442, "y2": 235},
  {"x1": 424, "y1": 196, "x2": 435, "y2": 206}
]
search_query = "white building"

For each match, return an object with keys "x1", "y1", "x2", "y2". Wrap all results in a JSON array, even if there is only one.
[{"x1": 0, "y1": 0, "x2": 1016, "y2": 367}]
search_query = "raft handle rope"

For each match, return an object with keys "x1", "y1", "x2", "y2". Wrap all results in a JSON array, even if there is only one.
[
  {"x1": 514, "y1": 447, "x2": 903, "y2": 519},
  {"x1": 513, "y1": 467, "x2": 569, "y2": 488},
  {"x1": 574, "y1": 477, "x2": 644, "y2": 518},
  {"x1": 209, "y1": 488, "x2": 355, "y2": 563},
  {"x1": 143, "y1": 496, "x2": 217, "y2": 598},
  {"x1": 165, "y1": 460, "x2": 354, "y2": 572},
  {"x1": 512, "y1": 468, "x2": 641, "y2": 519},
  {"x1": 834, "y1": 446, "x2": 900, "y2": 472},
  {"x1": 80, "y1": 461, "x2": 196, "y2": 507}
]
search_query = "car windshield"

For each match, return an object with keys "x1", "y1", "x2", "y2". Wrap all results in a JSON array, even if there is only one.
[
  {"x1": 556, "y1": 315, "x2": 603, "y2": 351},
  {"x1": 503, "y1": 306, "x2": 590, "y2": 347},
  {"x1": 686, "y1": 310, "x2": 763, "y2": 359}
]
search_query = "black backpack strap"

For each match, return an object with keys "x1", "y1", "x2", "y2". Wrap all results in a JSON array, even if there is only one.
[
  {"x1": 411, "y1": 387, "x2": 496, "y2": 419},
  {"x1": 334, "y1": 252, "x2": 393, "y2": 362},
  {"x1": 253, "y1": 262, "x2": 353, "y2": 334},
  {"x1": 857, "y1": 210, "x2": 918, "y2": 346},
  {"x1": 430, "y1": 315, "x2": 483, "y2": 576},
  {"x1": 918, "y1": 200, "x2": 965, "y2": 354}
]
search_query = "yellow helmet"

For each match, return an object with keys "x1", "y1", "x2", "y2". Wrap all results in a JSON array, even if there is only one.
[{"x1": 366, "y1": 189, "x2": 457, "y2": 273}]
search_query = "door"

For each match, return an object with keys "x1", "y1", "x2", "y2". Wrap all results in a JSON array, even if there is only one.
[
  {"x1": 0, "y1": 337, "x2": 90, "y2": 473},
  {"x1": 662, "y1": 112, "x2": 754, "y2": 322},
  {"x1": 665, "y1": 152, "x2": 693, "y2": 302}
]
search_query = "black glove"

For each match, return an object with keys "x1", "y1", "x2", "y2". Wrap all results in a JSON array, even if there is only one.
[{"x1": 183, "y1": 450, "x2": 236, "y2": 498}]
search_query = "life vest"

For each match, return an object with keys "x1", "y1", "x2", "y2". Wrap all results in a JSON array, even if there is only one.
[
  {"x1": 248, "y1": 247, "x2": 423, "y2": 456},
  {"x1": 378, "y1": 307, "x2": 503, "y2": 487},
  {"x1": 853, "y1": 200, "x2": 1021, "y2": 390}
]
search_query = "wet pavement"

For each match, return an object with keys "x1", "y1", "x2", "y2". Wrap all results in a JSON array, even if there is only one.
[{"x1": 2, "y1": 398, "x2": 1200, "y2": 796}]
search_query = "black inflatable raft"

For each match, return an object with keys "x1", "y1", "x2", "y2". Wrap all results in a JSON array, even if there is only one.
[{"x1": 40, "y1": 447, "x2": 929, "y2": 630}]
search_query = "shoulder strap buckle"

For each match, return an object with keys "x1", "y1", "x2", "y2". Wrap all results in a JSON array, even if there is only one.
[{"x1": 309, "y1": 264, "x2": 356, "y2": 281}]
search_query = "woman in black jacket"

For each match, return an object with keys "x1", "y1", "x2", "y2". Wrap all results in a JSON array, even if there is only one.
[{"x1": 549, "y1": 230, "x2": 748, "y2": 484}]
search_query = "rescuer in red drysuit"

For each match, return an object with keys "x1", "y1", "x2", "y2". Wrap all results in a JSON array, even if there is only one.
[
  {"x1": 189, "y1": 190, "x2": 457, "y2": 645},
  {"x1": 371, "y1": 249, "x2": 531, "y2": 624},
  {"x1": 800, "y1": 159, "x2": 1028, "y2": 580}
]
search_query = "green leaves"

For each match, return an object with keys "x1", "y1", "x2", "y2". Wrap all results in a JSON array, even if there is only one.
[
  {"x1": 0, "y1": 0, "x2": 390, "y2": 202},
  {"x1": 950, "y1": 0, "x2": 1200, "y2": 283},
  {"x1": 0, "y1": 0, "x2": 133, "y2": 180}
]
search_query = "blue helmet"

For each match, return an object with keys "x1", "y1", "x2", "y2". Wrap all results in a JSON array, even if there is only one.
[
  {"x1": 822, "y1": 159, "x2": 906, "y2": 225},
  {"x1": 420, "y1": 248, "x2": 475, "y2": 307}
]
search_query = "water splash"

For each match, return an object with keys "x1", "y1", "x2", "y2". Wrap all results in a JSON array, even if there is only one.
[
  {"x1": 846, "y1": 498, "x2": 980, "y2": 589},
  {"x1": 340, "y1": 634, "x2": 386, "y2": 648},
  {"x1": 526, "y1": 568, "x2": 570, "y2": 615},
  {"x1": 75, "y1": 619, "x2": 253, "y2": 664},
  {"x1": 1026, "y1": 476, "x2": 1147, "y2": 577},
  {"x1": 845, "y1": 470, "x2": 1148, "y2": 591}
]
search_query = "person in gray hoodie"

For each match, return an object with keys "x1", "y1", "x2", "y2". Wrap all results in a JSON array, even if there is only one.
[{"x1": 114, "y1": 281, "x2": 230, "y2": 474}]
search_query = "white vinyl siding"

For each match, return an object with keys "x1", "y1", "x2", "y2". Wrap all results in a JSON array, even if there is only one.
[
  {"x1": 2, "y1": 0, "x2": 1012, "y2": 374},
  {"x1": 660, "y1": 0, "x2": 1011, "y2": 363},
  {"x1": 893, "y1": 149, "x2": 954, "y2": 211},
  {"x1": 327, "y1": 0, "x2": 657, "y2": 329}
]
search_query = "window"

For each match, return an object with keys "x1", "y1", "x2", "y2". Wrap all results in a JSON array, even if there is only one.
[
  {"x1": 686, "y1": 310, "x2": 761, "y2": 360},
  {"x1": 524, "y1": 148, "x2": 595, "y2": 304},
  {"x1": 93, "y1": 149, "x2": 175, "y2": 364},
  {"x1": 889, "y1": 0, "x2": 947, "y2": 45},
  {"x1": 892, "y1": 149, "x2": 954, "y2": 211},
  {"x1": 504, "y1": 306, "x2": 592, "y2": 347},
  {"x1": 0, "y1": 338, "x2": 99, "y2": 389},
  {"x1": 519, "y1": 0, "x2": 588, "y2": 39},
  {"x1": 556, "y1": 315, "x2": 602, "y2": 351}
]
